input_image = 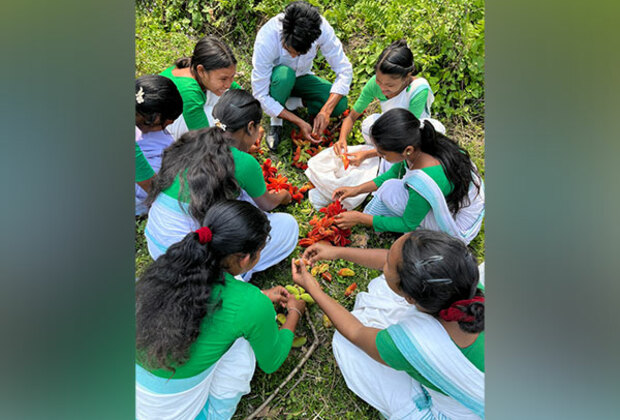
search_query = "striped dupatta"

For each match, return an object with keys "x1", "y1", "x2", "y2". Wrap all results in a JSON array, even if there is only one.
[{"x1": 387, "y1": 313, "x2": 485, "y2": 419}]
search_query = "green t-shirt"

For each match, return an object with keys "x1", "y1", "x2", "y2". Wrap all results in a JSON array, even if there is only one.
[
  {"x1": 352, "y1": 75, "x2": 429, "y2": 118},
  {"x1": 140, "y1": 273, "x2": 294, "y2": 378},
  {"x1": 376, "y1": 328, "x2": 485, "y2": 396},
  {"x1": 162, "y1": 146, "x2": 267, "y2": 202},
  {"x1": 135, "y1": 142, "x2": 155, "y2": 182},
  {"x1": 372, "y1": 163, "x2": 452, "y2": 233},
  {"x1": 160, "y1": 66, "x2": 241, "y2": 131}
]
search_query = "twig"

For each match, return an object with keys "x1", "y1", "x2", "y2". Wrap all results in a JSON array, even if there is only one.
[{"x1": 245, "y1": 311, "x2": 320, "y2": 420}]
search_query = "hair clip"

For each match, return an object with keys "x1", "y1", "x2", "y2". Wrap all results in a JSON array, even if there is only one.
[
  {"x1": 136, "y1": 87, "x2": 145, "y2": 104},
  {"x1": 213, "y1": 119, "x2": 227, "y2": 131},
  {"x1": 414, "y1": 255, "x2": 443, "y2": 270},
  {"x1": 425, "y1": 278, "x2": 453, "y2": 285}
]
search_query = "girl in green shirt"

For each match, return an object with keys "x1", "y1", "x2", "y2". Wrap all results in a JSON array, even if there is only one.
[
  {"x1": 162, "y1": 36, "x2": 242, "y2": 139},
  {"x1": 137, "y1": 200, "x2": 306, "y2": 420},
  {"x1": 145, "y1": 94, "x2": 299, "y2": 280},
  {"x1": 294, "y1": 230, "x2": 485, "y2": 419},
  {"x1": 335, "y1": 39, "x2": 435, "y2": 168},
  {"x1": 332, "y1": 108, "x2": 484, "y2": 243}
]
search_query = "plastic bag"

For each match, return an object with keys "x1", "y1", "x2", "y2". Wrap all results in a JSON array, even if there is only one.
[{"x1": 305, "y1": 145, "x2": 379, "y2": 210}]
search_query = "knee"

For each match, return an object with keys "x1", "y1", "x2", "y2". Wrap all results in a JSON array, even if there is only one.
[{"x1": 270, "y1": 66, "x2": 296, "y2": 101}]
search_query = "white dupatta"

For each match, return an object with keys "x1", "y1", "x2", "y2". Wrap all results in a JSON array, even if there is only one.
[{"x1": 387, "y1": 313, "x2": 485, "y2": 419}]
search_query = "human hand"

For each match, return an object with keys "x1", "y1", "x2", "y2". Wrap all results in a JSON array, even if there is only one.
[
  {"x1": 291, "y1": 258, "x2": 318, "y2": 293},
  {"x1": 334, "y1": 211, "x2": 362, "y2": 229},
  {"x1": 332, "y1": 186, "x2": 358, "y2": 201},
  {"x1": 312, "y1": 111, "x2": 330, "y2": 137},
  {"x1": 286, "y1": 293, "x2": 307, "y2": 315},
  {"x1": 262, "y1": 286, "x2": 291, "y2": 308},
  {"x1": 345, "y1": 151, "x2": 367, "y2": 166},
  {"x1": 280, "y1": 190, "x2": 292, "y2": 205},
  {"x1": 333, "y1": 139, "x2": 348, "y2": 156},
  {"x1": 298, "y1": 120, "x2": 314, "y2": 142},
  {"x1": 302, "y1": 241, "x2": 338, "y2": 265}
]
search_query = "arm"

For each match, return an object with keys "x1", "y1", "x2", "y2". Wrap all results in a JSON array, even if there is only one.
[
  {"x1": 408, "y1": 87, "x2": 430, "y2": 118},
  {"x1": 302, "y1": 241, "x2": 388, "y2": 270},
  {"x1": 311, "y1": 19, "x2": 353, "y2": 135},
  {"x1": 251, "y1": 25, "x2": 286, "y2": 119},
  {"x1": 332, "y1": 179, "x2": 378, "y2": 201},
  {"x1": 372, "y1": 188, "x2": 431, "y2": 233},
  {"x1": 135, "y1": 142, "x2": 155, "y2": 192},
  {"x1": 253, "y1": 189, "x2": 292, "y2": 211},
  {"x1": 334, "y1": 109, "x2": 361, "y2": 156},
  {"x1": 183, "y1": 92, "x2": 210, "y2": 130},
  {"x1": 291, "y1": 260, "x2": 385, "y2": 364},
  {"x1": 335, "y1": 77, "x2": 377, "y2": 153},
  {"x1": 244, "y1": 291, "x2": 300, "y2": 374},
  {"x1": 318, "y1": 17, "x2": 352, "y2": 100},
  {"x1": 313, "y1": 92, "x2": 345, "y2": 135}
]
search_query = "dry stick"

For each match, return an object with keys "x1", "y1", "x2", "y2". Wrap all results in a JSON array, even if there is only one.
[{"x1": 244, "y1": 311, "x2": 320, "y2": 420}]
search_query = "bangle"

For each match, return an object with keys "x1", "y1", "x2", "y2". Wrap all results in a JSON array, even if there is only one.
[{"x1": 288, "y1": 307, "x2": 303, "y2": 317}]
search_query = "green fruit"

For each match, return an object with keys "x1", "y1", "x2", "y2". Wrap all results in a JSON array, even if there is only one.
[
  {"x1": 276, "y1": 313, "x2": 287, "y2": 325},
  {"x1": 285, "y1": 285, "x2": 300, "y2": 297},
  {"x1": 292, "y1": 337, "x2": 307, "y2": 348},
  {"x1": 300, "y1": 293, "x2": 315, "y2": 304}
]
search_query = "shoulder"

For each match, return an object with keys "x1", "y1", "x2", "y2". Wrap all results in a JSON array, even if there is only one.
[
  {"x1": 223, "y1": 274, "x2": 272, "y2": 313},
  {"x1": 230, "y1": 147, "x2": 259, "y2": 166},
  {"x1": 317, "y1": 15, "x2": 336, "y2": 41}
]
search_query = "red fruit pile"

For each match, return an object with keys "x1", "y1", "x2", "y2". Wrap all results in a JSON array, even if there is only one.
[
  {"x1": 261, "y1": 159, "x2": 312, "y2": 204},
  {"x1": 298, "y1": 200, "x2": 351, "y2": 247}
]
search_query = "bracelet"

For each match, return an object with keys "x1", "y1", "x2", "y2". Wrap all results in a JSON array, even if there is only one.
[{"x1": 288, "y1": 307, "x2": 303, "y2": 317}]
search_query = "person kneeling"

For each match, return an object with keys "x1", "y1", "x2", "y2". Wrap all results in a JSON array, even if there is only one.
[
  {"x1": 136, "y1": 200, "x2": 306, "y2": 420},
  {"x1": 294, "y1": 231, "x2": 484, "y2": 419}
]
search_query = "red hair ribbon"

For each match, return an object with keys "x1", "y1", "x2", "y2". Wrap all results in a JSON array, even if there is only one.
[
  {"x1": 195, "y1": 226, "x2": 213, "y2": 244},
  {"x1": 439, "y1": 296, "x2": 484, "y2": 323}
]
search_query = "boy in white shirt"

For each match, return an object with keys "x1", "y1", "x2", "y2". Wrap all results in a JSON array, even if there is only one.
[{"x1": 251, "y1": 1, "x2": 353, "y2": 150}]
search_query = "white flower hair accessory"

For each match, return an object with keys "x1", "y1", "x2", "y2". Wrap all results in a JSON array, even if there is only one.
[
  {"x1": 213, "y1": 119, "x2": 227, "y2": 131},
  {"x1": 136, "y1": 87, "x2": 145, "y2": 104}
]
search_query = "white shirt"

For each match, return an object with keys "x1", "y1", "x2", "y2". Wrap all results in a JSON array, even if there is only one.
[{"x1": 251, "y1": 14, "x2": 353, "y2": 118}]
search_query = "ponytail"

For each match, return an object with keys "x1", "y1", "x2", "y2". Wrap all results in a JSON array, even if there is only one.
[
  {"x1": 375, "y1": 39, "x2": 417, "y2": 77},
  {"x1": 371, "y1": 108, "x2": 481, "y2": 215},
  {"x1": 397, "y1": 230, "x2": 484, "y2": 333},
  {"x1": 136, "y1": 200, "x2": 270, "y2": 373},
  {"x1": 174, "y1": 57, "x2": 192, "y2": 69},
  {"x1": 146, "y1": 127, "x2": 240, "y2": 223},
  {"x1": 175, "y1": 36, "x2": 236, "y2": 72}
]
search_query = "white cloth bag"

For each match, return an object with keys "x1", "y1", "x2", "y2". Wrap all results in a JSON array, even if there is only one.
[{"x1": 305, "y1": 145, "x2": 379, "y2": 210}]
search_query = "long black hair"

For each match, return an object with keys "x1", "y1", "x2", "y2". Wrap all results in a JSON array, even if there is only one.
[
  {"x1": 212, "y1": 89, "x2": 262, "y2": 134},
  {"x1": 136, "y1": 200, "x2": 270, "y2": 372},
  {"x1": 398, "y1": 230, "x2": 483, "y2": 333},
  {"x1": 375, "y1": 39, "x2": 418, "y2": 77},
  {"x1": 146, "y1": 127, "x2": 239, "y2": 223},
  {"x1": 371, "y1": 108, "x2": 480, "y2": 215},
  {"x1": 135, "y1": 75, "x2": 183, "y2": 126},
  {"x1": 175, "y1": 36, "x2": 236, "y2": 72},
  {"x1": 280, "y1": 1, "x2": 322, "y2": 55}
]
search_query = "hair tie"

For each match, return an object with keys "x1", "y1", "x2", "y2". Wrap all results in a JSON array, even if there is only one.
[
  {"x1": 195, "y1": 226, "x2": 213, "y2": 244},
  {"x1": 136, "y1": 87, "x2": 145, "y2": 104},
  {"x1": 213, "y1": 119, "x2": 227, "y2": 131},
  {"x1": 439, "y1": 296, "x2": 484, "y2": 323}
]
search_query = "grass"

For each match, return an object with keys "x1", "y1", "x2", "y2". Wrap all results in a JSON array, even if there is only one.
[{"x1": 135, "y1": 9, "x2": 484, "y2": 419}]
